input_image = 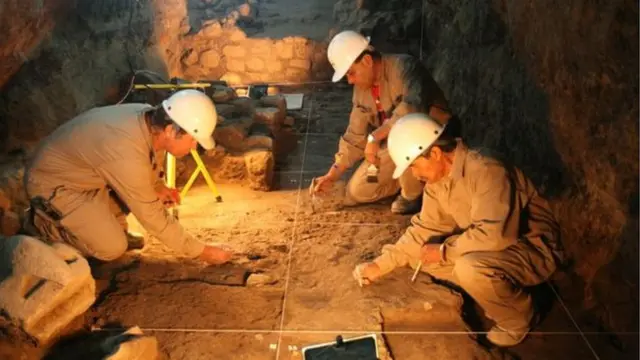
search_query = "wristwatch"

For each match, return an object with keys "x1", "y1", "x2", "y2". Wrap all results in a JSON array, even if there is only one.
[{"x1": 367, "y1": 133, "x2": 377, "y2": 143}]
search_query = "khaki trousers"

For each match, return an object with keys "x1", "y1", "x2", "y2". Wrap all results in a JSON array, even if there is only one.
[
  {"x1": 417, "y1": 240, "x2": 555, "y2": 330},
  {"x1": 26, "y1": 179, "x2": 130, "y2": 261},
  {"x1": 345, "y1": 147, "x2": 424, "y2": 205}
]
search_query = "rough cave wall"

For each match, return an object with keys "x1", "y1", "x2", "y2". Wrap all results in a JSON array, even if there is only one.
[
  {"x1": 0, "y1": 0, "x2": 331, "y2": 155},
  {"x1": 335, "y1": 0, "x2": 639, "y2": 335}
]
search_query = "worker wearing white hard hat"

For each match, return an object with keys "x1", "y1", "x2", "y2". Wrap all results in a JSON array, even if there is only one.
[
  {"x1": 312, "y1": 30, "x2": 460, "y2": 214},
  {"x1": 353, "y1": 113, "x2": 565, "y2": 347},
  {"x1": 23, "y1": 89, "x2": 232, "y2": 265}
]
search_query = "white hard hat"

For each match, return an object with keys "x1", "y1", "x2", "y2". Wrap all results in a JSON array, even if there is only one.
[
  {"x1": 388, "y1": 113, "x2": 446, "y2": 179},
  {"x1": 162, "y1": 89, "x2": 218, "y2": 150},
  {"x1": 327, "y1": 30, "x2": 371, "y2": 82}
]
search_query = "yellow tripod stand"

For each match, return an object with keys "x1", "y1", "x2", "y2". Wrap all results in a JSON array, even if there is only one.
[{"x1": 165, "y1": 150, "x2": 223, "y2": 203}]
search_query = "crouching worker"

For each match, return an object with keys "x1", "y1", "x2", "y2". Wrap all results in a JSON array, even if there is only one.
[
  {"x1": 23, "y1": 89, "x2": 232, "y2": 265},
  {"x1": 353, "y1": 113, "x2": 565, "y2": 346},
  {"x1": 312, "y1": 30, "x2": 457, "y2": 214}
]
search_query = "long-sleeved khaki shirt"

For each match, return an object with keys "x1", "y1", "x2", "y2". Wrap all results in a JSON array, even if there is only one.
[
  {"x1": 24, "y1": 103, "x2": 205, "y2": 257},
  {"x1": 334, "y1": 54, "x2": 452, "y2": 169},
  {"x1": 373, "y1": 141, "x2": 565, "y2": 277}
]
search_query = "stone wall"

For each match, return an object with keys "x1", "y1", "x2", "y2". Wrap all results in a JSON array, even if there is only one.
[{"x1": 0, "y1": 0, "x2": 331, "y2": 156}]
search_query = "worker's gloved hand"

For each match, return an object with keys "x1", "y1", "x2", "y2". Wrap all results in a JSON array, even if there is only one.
[
  {"x1": 199, "y1": 245, "x2": 233, "y2": 265},
  {"x1": 157, "y1": 185, "x2": 181, "y2": 207},
  {"x1": 352, "y1": 262, "x2": 382, "y2": 287},
  {"x1": 364, "y1": 141, "x2": 380, "y2": 167},
  {"x1": 312, "y1": 174, "x2": 336, "y2": 196}
]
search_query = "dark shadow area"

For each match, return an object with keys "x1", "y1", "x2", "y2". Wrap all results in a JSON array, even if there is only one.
[{"x1": 42, "y1": 323, "x2": 134, "y2": 360}]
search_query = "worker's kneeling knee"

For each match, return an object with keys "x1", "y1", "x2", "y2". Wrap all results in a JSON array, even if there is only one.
[
  {"x1": 345, "y1": 180, "x2": 376, "y2": 204},
  {"x1": 81, "y1": 238, "x2": 127, "y2": 262}
]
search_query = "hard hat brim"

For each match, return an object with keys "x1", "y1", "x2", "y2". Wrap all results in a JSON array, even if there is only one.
[
  {"x1": 392, "y1": 163, "x2": 410, "y2": 180},
  {"x1": 332, "y1": 67, "x2": 348, "y2": 82},
  {"x1": 196, "y1": 135, "x2": 216, "y2": 150}
]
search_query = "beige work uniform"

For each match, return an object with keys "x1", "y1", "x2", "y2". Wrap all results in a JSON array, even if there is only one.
[
  {"x1": 24, "y1": 104, "x2": 206, "y2": 261},
  {"x1": 334, "y1": 54, "x2": 454, "y2": 204},
  {"x1": 373, "y1": 141, "x2": 565, "y2": 330}
]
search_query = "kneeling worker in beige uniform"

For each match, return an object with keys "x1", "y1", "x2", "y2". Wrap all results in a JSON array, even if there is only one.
[
  {"x1": 312, "y1": 30, "x2": 457, "y2": 214},
  {"x1": 23, "y1": 89, "x2": 232, "y2": 264},
  {"x1": 353, "y1": 113, "x2": 565, "y2": 346}
]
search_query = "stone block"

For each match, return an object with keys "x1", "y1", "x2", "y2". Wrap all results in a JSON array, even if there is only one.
[
  {"x1": 266, "y1": 60, "x2": 283, "y2": 73},
  {"x1": 245, "y1": 135, "x2": 273, "y2": 151},
  {"x1": 183, "y1": 49, "x2": 199, "y2": 66},
  {"x1": 199, "y1": 49, "x2": 220, "y2": 68},
  {"x1": 220, "y1": 72, "x2": 243, "y2": 85},
  {"x1": 214, "y1": 123, "x2": 249, "y2": 151},
  {"x1": 290, "y1": 59, "x2": 311, "y2": 70},
  {"x1": 202, "y1": 21, "x2": 223, "y2": 37},
  {"x1": 229, "y1": 28, "x2": 247, "y2": 42},
  {"x1": 250, "y1": 40, "x2": 272, "y2": 56},
  {"x1": 245, "y1": 73, "x2": 269, "y2": 83},
  {"x1": 230, "y1": 97, "x2": 257, "y2": 116},
  {"x1": 211, "y1": 86, "x2": 237, "y2": 103},
  {"x1": 244, "y1": 150, "x2": 274, "y2": 191},
  {"x1": 254, "y1": 107, "x2": 285, "y2": 132},
  {"x1": 215, "y1": 104, "x2": 238, "y2": 118},
  {"x1": 259, "y1": 95, "x2": 287, "y2": 115},
  {"x1": 223, "y1": 45, "x2": 246, "y2": 58},
  {"x1": 285, "y1": 68, "x2": 309, "y2": 82},
  {"x1": 293, "y1": 42, "x2": 310, "y2": 59},
  {"x1": 227, "y1": 59, "x2": 245, "y2": 73},
  {"x1": 104, "y1": 326, "x2": 159, "y2": 360},
  {"x1": 275, "y1": 42, "x2": 293, "y2": 60},
  {"x1": 0, "y1": 236, "x2": 96, "y2": 345},
  {"x1": 245, "y1": 58, "x2": 265, "y2": 72}
]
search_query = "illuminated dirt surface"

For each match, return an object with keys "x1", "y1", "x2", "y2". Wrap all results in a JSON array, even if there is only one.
[{"x1": 0, "y1": 83, "x2": 629, "y2": 360}]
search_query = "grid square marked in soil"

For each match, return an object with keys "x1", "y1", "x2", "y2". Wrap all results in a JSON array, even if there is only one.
[
  {"x1": 172, "y1": 183, "x2": 301, "y2": 229},
  {"x1": 280, "y1": 223, "x2": 420, "y2": 332},
  {"x1": 91, "y1": 224, "x2": 296, "y2": 331}
]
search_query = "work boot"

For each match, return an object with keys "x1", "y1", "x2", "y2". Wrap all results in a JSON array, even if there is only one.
[
  {"x1": 391, "y1": 194, "x2": 421, "y2": 214},
  {"x1": 486, "y1": 325, "x2": 529, "y2": 347},
  {"x1": 126, "y1": 232, "x2": 145, "y2": 251}
]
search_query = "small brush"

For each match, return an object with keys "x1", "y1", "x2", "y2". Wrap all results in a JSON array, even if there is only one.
[{"x1": 411, "y1": 261, "x2": 423, "y2": 282}]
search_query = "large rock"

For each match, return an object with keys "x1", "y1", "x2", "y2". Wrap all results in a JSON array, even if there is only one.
[
  {"x1": 230, "y1": 97, "x2": 257, "y2": 117},
  {"x1": 243, "y1": 150, "x2": 274, "y2": 191},
  {"x1": 259, "y1": 95, "x2": 287, "y2": 115},
  {"x1": 214, "y1": 116, "x2": 252, "y2": 152},
  {"x1": 211, "y1": 86, "x2": 237, "y2": 103},
  {"x1": 254, "y1": 107, "x2": 285, "y2": 132},
  {"x1": 0, "y1": 235, "x2": 96, "y2": 345}
]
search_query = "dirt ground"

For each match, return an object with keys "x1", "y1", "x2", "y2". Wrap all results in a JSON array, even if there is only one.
[{"x1": 0, "y1": 83, "x2": 636, "y2": 360}]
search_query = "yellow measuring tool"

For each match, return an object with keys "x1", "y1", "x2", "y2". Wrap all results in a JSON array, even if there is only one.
[{"x1": 165, "y1": 150, "x2": 222, "y2": 203}]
